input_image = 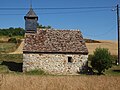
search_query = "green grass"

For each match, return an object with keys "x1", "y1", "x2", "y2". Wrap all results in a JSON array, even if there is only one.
[
  {"x1": 0, "y1": 43, "x2": 17, "y2": 53},
  {"x1": 25, "y1": 69, "x2": 48, "y2": 75},
  {"x1": 12, "y1": 36, "x2": 24, "y2": 39},
  {"x1": 0, "y1": 65, "x2": 9, "y2": 74},
  {"x1": 0, "y1": 54, "x2": 23, "y2": 63},
  {"x1": 105, "y1": 65, "x2": 120, "y2": 75}
]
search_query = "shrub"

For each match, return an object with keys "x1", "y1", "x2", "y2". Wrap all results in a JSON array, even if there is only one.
[
  {"x1": 111, "y1": 55, "x2": 118, "y2": 64},
  {"x1": 8, "y1": 38, "x2": 17, "y2": 43},
  {"x1": 91, "y1": 48, "x2": 112, "y2": 75},
  {"x1": 89, "y1": 54, "x2": 118, "y2": 65}
]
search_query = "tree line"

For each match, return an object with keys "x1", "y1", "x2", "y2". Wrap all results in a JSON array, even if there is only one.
[
  {"x1": 0, "y1": 27, "x2": 25, "y2": 36},
  {"x1": 0, "y1": 24, "x2": 52, "y2": 36}
]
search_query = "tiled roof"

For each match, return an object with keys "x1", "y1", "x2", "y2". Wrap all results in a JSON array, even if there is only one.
[{"x1": 23, "y1": 29, "x2": 88, "y2": 54}]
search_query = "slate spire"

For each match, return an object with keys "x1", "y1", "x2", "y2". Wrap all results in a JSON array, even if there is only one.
[
  {"x1": 24, "y1": 6, "x2": 38, "y2": 19},
  {"x1": 24, "y1": 5, "x2": 38, "y2": 33}
]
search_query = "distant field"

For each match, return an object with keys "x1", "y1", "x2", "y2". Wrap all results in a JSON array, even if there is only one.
[
  {"x1": 0, "y1": 75, "x2": 120, "y2": 90},
  {"x1": 86, "y1": 40, "x2": 118, "y2": 55},
  {"x1": 0, "y1": 43, "x2": 17, "y2": 53},
  {"x1": 0, "y1": 36, "x2": 23, "y2": 53}
]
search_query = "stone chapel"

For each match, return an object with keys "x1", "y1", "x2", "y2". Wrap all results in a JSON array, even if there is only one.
[{"x1": 23, "y1": 7, "x2": 88, "y2": 74}]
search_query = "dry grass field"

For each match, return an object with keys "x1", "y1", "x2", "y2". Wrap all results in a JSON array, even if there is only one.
[
  {"x1": 0, "y1": 74, "x2": 120, "y2": 90},
  {"x1": 86, "y1": 40, "x2": 118, "y2": 55}
]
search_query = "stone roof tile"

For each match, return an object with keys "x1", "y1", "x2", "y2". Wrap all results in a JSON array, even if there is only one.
[{"x1": 23, "y1": 29, "x2": 88, "y2": 54}]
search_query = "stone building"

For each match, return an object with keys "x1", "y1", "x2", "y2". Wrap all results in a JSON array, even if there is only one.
[{"x1": 23, "y1": 7, "x2": 88, "y2": 74}]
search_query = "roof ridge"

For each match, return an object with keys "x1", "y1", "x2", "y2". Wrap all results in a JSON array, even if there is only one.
[{"x1": 37, "y1": 28, "x2": 80, "y2": 31}]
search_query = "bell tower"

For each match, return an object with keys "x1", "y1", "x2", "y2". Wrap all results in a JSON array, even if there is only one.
[{"x1": 24, "y1": 6, "x2": 38, "y2": 33}]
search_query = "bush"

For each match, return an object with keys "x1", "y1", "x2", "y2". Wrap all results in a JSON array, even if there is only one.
[
  {"x1": 89, "y1": 55, "x2": 118, "y2": 64},
  {"x1": 8, "y1": 38, "x2": 17, "y2": 43},
  {"x1": 91, "y1": 48, "x2": 112, "y2": 75},
  {"x1": 111, "y1": 55, "x2": 118, "y2": 64}
]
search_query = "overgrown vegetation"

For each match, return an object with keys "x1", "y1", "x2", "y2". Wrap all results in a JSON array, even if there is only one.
[
  {"x1": 8, "y1": 37, "x2": 21, "y2": 44},
  {"x1": 90, "y1": 48, "x2": 112, "y2": 75},
  {"x1": 25, "y1": 69, "x2": 47, "y2": 75}
]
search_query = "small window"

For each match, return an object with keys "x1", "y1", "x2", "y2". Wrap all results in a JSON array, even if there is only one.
[{"x1": 68, "y1": 57, "x2": 72, "y2": 63}]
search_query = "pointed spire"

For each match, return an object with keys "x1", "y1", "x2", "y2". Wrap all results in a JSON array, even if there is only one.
[{"x1": 24, "y1": 1, "x2": 38, "y2": 19}]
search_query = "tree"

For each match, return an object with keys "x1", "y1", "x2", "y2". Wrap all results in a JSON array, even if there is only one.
[
  {"x1": 37, "y1": 23, "x2": 52, "y2": 29},
  {"x1": 91, "y1": 48, "x2": 112, "y2": 75}
]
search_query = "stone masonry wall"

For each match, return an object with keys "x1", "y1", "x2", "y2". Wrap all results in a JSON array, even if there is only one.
[{"x1": 23, "y1": 54, "x2": 88, "y2": 75}]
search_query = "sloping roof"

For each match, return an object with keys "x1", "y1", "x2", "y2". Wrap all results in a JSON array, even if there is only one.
[
  {"x1": 23, "y1": 29, "x2": 88, "y2": 54},
  {"x1": 25, "y1": 7, "x2": 38, "y2": 18}
]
